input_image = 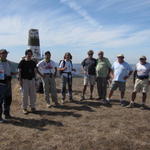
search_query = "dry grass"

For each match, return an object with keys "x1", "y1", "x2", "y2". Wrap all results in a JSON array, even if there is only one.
[{"x1": 0, "y1": 78, "x2": 150, "y2": 150}]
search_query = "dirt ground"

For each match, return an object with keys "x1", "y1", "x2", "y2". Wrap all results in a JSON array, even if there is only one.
[{"x1": 0, "y1": 78, "x2": 150, "y2": 150}]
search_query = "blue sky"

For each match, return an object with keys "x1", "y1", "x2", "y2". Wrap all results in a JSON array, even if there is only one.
[{"x1": 0, "y1": 0, "x2": 150, "y2": 63}]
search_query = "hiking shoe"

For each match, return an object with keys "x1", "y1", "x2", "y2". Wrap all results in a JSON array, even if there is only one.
[
  {"x1": 31, "y1": 108, "x2": 36, "y2": 113},
  {"x1": 105, "y1": 100, "x2": 112, "y2": 107},
  {"x1": 0, "y1": 117, "x2": 4, "y2": 123},
  {"x1": 106, "y1": 98, "x2": 110, "y2": 102},
  {"x1": 140, "y1": 104, "x2": 146, "y2": 110},
  {"x1": 55, "y1": 102, "x2": 60, "y2": 106},
  {"x1": 120, "y1": 101, "x2": 126, "y2": 107},
  {"x1": 80, "y1": 96, "x2": 85, "y2": 101},
  {"x1": 23, "y1": 109, "x2": 28, "y2": 114},
  {"x1": 96, "y1": 97, "x2": 101, "y2": 100},
  {"x1": 126, "y1": 103, "x2": 134, "y2": 108},
  {"x1": 61, "y1": 99, "x2": 66, "y2": 104},
  {"x1": 0, "y1": 118, "x2": 4, "y2": 123},
  {"x1": 69, "y1": 97, "x2": 73, "y2": 102},
  {"x1": 4, "y1": 114, "x2": 12, "y2": 119},
  {"x1": 89, "y1": 95, "x2": 93, "y2": 100},
  {"x1": 47, "y1": 104, "x2": 52, "y2": 108}
]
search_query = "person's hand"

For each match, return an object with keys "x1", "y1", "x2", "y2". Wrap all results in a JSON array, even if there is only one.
[
  {"x1": 72, "y1": 68, "x2": 76, "y2": 72},
  {"x1": 41, "y1": 74, "x2": 45, "y2": 78},
  {"x1": 54, "y1": 73, "x2": 57, "y2": 78},
  {"x1": 110, "y1": 75, "x2": 114, "y2": 80},
  {"x1": 124, "y1": 76, "x2": 129, "y2": 80},
  {"x1": 63, "y1": 67, "x2": 67, "y2": 71}
]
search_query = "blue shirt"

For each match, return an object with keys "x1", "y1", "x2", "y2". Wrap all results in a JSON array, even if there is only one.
[{"x1": 112, "y1": 61, "x2": 132, "y2": 82}]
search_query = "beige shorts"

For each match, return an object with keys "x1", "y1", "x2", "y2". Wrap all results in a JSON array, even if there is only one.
[
  {"x1": 133, "y1": 79, "x2": 149, "y2": 93},
  {"x1": 84, "y1": 75, "x2": 96, "y2": 86}
]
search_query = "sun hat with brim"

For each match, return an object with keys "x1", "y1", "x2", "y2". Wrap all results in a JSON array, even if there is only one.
[
  {"x1": 117, "y1": 54, "x2": 124, "y2": 58},
  {"x1": 0, "y1": 49, "x2": 9, "y2": 54},
  {"x1": 139, "y1": 56, "x2": 146, "y2": 60}
]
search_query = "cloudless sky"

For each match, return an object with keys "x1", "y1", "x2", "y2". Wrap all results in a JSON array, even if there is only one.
[{"x1": 0, "y1": 0, "x2": 150, "y2": 63}]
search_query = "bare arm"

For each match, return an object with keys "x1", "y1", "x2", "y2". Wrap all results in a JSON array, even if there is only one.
[
  {"x1": 124, "y1": 71, "x2": 133, "y2": 80},
  {"x1": 57, "y1": 67, "x2": 67, "y2": 71},
  {"x1": 54, "y1": 67, "x2": 57, "y2": 77},
  {"x1": 36, "y1": 68, "x2": 44, "y2": 78}
]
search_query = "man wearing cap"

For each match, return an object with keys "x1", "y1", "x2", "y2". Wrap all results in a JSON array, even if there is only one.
[
  {"x1": 96, "y1": 51, "x2": 111, "y2": 102},
  {"x1": 37, "y1": 51, "x2": 59, "y2": 107},
  {"x1": 127, "y1": 56, "x2": 150, "y2": 109},
  {"x1": 81, "y1": 50, "x2": 97, "y2": 100},
  {"x1": 107, "y1": 54, "x2": 133, "y2": 106},
  {"x1": 0, "y1": 49, "x2": 16, "y2": 121}
]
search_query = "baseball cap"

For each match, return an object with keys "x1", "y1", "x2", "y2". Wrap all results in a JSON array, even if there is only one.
[
  {"x1": 117, "y1": 54, "x2": 124, "y2": 58},
  {"x1": 139, "y1": 56, "x2": 146, "y2": 60}
]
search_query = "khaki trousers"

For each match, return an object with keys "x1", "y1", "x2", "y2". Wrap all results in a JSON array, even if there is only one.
[
  {"x1": 22, "y1": 79, "x2": 36, "y2": 109},
  {"x1": 42, "y1": 75, "x2": 58, "y2": 104}
]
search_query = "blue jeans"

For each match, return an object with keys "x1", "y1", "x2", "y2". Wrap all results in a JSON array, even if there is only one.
[
  {"x1": 0, "y1": 84, "x2": 8, "y2": 116},
  {"x1": 61, "y1": 76, "x2": 72, "y2": 99}
]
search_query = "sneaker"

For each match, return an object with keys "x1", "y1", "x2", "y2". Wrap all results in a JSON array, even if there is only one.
[
  {"x1": 31, "y1": 108, "x2": 36, "y2": 113},
  {"x1": 106, "y1": 98, "x2": 110, "y2": 102},
  {"x1": 23, "y1": 109, "x2": 28, "y2": 114},
  {"x1": 0, "y1": 118, "x2": 4, "y2": 123},
  {"x1": 140, "y1": 104, "x2": 146, "y2": 110},
  {"x1": 55, "y1": 102, "x2": 60, "y2": 106},
  {"x1": 69, "y1": 97, "x2": 73, "y2": 102},
  {"x1": 89, "y1": 95, "x2": 93, "y2": 100},
  {"x1": 96, "y1": 97, "x2": 101, "y2": 100},
  {"x1": 61, "y1": 99, "x2": 65, "y2": 104},
  {"x1": 80, "y1": 96, "x2": 85, "y2": 101},
  {"x1": 4, "y1": 114, "x2": 12, "y2": 119},
  {"x1": 126, "y1": 102, "x2": 134, "y2": 108},
  {"x1": 104, "y1": 99, "x2": 111, "y2": 106},
  {"x1": 120, "y1": 100, "x2": 126, "y2": 107},
  {"x1": 47, "y1": 104, "x2": 52, "y2": 108}
]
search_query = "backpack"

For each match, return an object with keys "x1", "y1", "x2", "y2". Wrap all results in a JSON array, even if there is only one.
[{"x1": 58, "y1": 60, "x2": 73, "y2": 75}]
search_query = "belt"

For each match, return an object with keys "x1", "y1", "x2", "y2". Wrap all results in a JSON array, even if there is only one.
[
  {"x1": 137, "y1": 75, "x2": 149, "y2": 80},
  {"x1": 62, "y1": 72, "x2": 72, "y2": 74},
  {"x1": 44, "y1": 73, "x2": 53, "y2": 78}
]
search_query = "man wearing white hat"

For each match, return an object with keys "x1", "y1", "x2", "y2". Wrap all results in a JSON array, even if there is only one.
[
  {"x1": 127, "y1": 56, "x2": 150, "y2": 109},
  {"x1": 107, "y1": 54, "x2": 133, "y2": 106}
]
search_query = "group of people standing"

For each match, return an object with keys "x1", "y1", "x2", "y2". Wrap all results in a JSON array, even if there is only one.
[
  {"x1": 81, "y1": 50, "x2": 150, "y2": 109},
  {"x1": 0, "y1": 49, "x2": 150, "y2": 123}
]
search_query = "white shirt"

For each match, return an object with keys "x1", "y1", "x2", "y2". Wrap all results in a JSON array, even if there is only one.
[
  {"x1": 112, "y1": 61, "x2": 132, "y2": 82},
  {"x1": 37, "y1": 59, "x2": 57, "y2": 74},
  {"x1": 59, "y1": 60, "x2": 73, "y2": 78},
  {"x1": 136, "y1": 62, "x2": 150, "y2": 77}
]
